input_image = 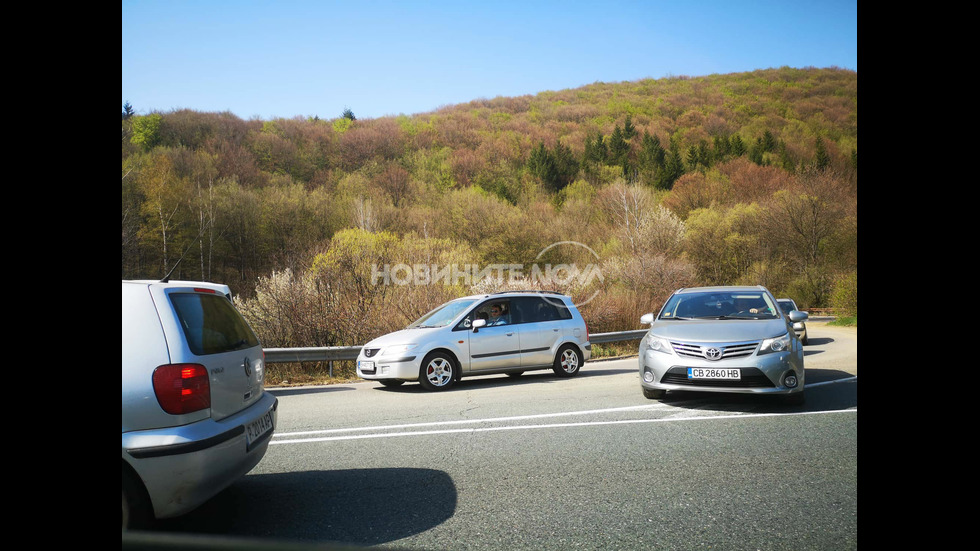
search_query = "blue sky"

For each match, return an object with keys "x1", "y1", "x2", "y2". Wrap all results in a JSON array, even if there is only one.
[{"x1": 122, "y1": 0, "x2": 857, "y2": 121}]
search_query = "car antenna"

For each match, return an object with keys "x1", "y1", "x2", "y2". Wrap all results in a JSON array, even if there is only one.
[{"x1": 160, "y1": 219, "x2": 213, "y2": 283}]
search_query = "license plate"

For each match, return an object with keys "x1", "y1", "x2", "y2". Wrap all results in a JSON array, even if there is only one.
[
  {"x1": 688, "y1": 368, "x2": 741, "y2": 380},
  {"x1": 359, "y1": 360, "x2": 376, "y2": 374},
  {"x1": 246, "y1": 410, "x2": 274, "y2": 450}
]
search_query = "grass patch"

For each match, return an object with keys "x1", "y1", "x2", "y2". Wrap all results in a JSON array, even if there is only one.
[
  {"x1": 828, "y1": 316, "x2": 857, "y2": 327},
  {"x1": 265, "y1": 360, "x2": 359, "y2": 387},
  {"x1": 590, "y1": 341, "x2": 641, "y2": 359}
]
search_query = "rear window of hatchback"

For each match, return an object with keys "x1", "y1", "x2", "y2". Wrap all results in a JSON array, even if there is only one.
[{"x1": 169, "y1": 292, "x2": 260, "y2": 355}]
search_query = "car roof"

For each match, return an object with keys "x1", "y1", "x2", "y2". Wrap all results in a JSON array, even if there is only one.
[
  {"x1": 673, "y1": 285, "x2": 767, "y2": 294},
  {"x1": 122, "y1": 280, "x2": 233, "y2": 296},
  {"x1": 454, "y1": 290, "x2": 572, "y2": 301}
]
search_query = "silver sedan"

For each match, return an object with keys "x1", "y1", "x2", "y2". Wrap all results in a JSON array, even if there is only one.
[{"x1": 638, "y1": 286, "x2": 808, "y2": 404}]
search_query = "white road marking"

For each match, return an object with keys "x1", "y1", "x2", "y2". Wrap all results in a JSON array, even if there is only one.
[{"x1": 270, "y1": 392, "x2": 857, "y2": 446}]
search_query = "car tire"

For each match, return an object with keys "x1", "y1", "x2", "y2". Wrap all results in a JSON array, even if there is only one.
[
  {"x1": 122, "y1": 468, "x2": 151, "y2": 530},
  {"x1": 552, "y1": 345, "x2": 583, "y2": 377},
  {"x1": 378, "y1": 380, "x2": 405, "y2": 388},
  {"x1": 801, "y1": 332, "x2": 809, "y2": 345},
  {"x1": 643, "y1": 388, "x2": 666, "y2": 400},
  {"x1": 418, "y1": 352, "x2": 457, "y2": 391}
]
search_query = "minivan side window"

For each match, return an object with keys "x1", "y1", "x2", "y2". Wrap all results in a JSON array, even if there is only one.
[
  {"x1": 512, "y1": 296, "x2": 566, "y2": 324},
  {"x1": 169, "y1": 292, "x2": 260, "y2": 355}
]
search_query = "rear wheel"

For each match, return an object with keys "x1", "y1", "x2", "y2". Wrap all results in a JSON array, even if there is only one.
[
  {"x1": 552, "y1": 345, "x2": 583, "y2": 377},
  {"x1": 418, "y1": 352, "x2": 457, "y2": 391},
  {"x1": 122, "y1": 468, "x2": 151, "y2": 530}
]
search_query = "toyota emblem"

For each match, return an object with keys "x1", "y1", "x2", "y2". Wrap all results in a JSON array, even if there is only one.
[{"x1": 704, "y1": 347, "x2": 722, "y2": 361}]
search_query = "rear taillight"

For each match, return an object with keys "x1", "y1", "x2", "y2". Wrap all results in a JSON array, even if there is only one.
[{"x1": 152, "y1": 363, "x2": 211, "y2": 415}]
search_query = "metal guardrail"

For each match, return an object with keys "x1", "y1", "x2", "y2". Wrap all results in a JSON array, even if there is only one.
[{"x1": 263, "y1": 329, "x2": 649, "y2": 365}]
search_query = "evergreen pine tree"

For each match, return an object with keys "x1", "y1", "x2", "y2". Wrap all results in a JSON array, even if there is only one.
[
  {"x1": 622, "y1": 114, "x2": 637, "y2": 140},
  {"x1": 762, "y1": 129, "x2": 777, "y2": 152},
  {"x1": 730, "y1": 134, "x2": 746, "y2": 156},
  {"x1": 814, "y1": 137, "x2": 830, "y2": 170},
  {"x1": 608, "y1": 125, "x2": 629, "y2": 165},
  {"x1": 713, "y1": 135, "x2": 730, "y2": 161}
]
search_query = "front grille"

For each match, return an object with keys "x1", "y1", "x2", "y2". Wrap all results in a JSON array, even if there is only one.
[
  {"x1": 661, "y1": 367, "x2": 775, "y2": 388},
  {"x1": 363, "y1": 348, "x2": 380, "y2": 358},
  {"x1": 671, "y1": 340, "x2": 759, "y2": 360}
]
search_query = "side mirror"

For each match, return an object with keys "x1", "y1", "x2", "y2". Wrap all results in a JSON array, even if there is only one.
[
  {"x1": 472, "y1": 318, "x2": 486, "y2": 332},
  {"x1": 788, "y1": 311, "x2": 808, "y2": 322},
  {"x1": 640, "y1": 313, "x2": 654, "y2": 325}
]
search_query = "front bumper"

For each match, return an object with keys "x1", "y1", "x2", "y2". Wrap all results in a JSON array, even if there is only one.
[
  {"x1": 121, "y1": 392, "x2": 278, "y2": 519},
  {"x1": 356, "y1": 354, "x2": 421, "y2": 381},
  {"x1": 638, "y1": 347, "x2": 804, "y2": 396}
]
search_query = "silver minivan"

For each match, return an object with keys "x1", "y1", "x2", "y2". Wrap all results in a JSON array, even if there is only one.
[
  {"x1": 122, "y1": 280, "x2": 277, "y2": 529},
  {"x1": 356, "y1": 291, "x2": 592, "y2": 390}
]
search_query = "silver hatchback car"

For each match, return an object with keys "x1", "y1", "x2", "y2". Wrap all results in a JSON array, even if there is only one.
[
  {"x1": 122, "y1": 280, "x2": 277, "y2": 529},
  {"x1": 356, "y1": 291, "x2": 591, "y2": 390},
  {"x1": 638, "y1": 286, "x2": 807, "y2": 404}
]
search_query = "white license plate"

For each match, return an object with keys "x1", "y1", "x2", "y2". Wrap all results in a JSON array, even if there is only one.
[
  {"x1": 246, "y1": 411, "x2": 274, "y2": 449},
  {"x1": 359, "y1": 360, "x2": 376, "y2": 374},
  {"x1": 688, "y1": 368, "x2": 741, "y2": 380}
]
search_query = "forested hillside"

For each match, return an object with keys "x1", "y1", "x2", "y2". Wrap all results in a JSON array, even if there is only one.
[{"x1": 122, "y1": 66, "x2": 857, "y2": 351}]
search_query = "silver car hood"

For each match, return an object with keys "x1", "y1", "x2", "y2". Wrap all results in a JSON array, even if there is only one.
[
  {"x1": 650, "y1": 319, "x2": 789, "y2": 343},
  {"x1": 363, "y1": 326, "x2": 444, "y2": 348}
]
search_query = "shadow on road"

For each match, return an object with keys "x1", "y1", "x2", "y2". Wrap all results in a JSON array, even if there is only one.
[
  {"x1": 266, "y1": 385, "x2": 357, "y2": 397},
  {"x1": 150, "y1": 468, "x2": 457, "y2": 546},
  {"x1": 370, "y1": 363, "x2": 637, "y2": 394},
  {"x1": 651, "y1": 371, "x2": 857, "y2": 414}
]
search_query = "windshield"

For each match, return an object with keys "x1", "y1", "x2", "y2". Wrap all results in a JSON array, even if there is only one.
[
  {"x1": 408, "y1": 299, "x2": 478, "y2": 328},
  {"x1": 659, "y1": 290, "x2": 778, "y2": 320}
]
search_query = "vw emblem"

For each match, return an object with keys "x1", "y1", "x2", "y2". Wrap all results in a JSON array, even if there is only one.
[
  {"x1": 243, "y1": 357, "x2": 253, "y2": 377},
  {"x1": 704, "y1": 347, "x2": 722, "y2": 361}
]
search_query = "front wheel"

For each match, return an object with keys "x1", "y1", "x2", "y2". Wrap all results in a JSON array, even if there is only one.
[
  {"x1": 552, "y1": 345, "x2": 583, "y2": 377},
  {"x1": 418, "y1": 352, "x2": 457, "y2": 391}
]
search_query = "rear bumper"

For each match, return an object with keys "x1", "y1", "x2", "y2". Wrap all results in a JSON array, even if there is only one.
[{"x1": 121, "y1": 392, "x2": 278, "y2": 519}]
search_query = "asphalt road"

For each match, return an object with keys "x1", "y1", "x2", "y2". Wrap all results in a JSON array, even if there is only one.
[{"x1": 147, "y1": 322, "x2": 857, "y2": 550}]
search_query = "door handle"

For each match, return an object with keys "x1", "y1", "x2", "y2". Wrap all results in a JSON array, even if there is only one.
[{"x1": 506, "y1": 332, "x2": 514, "y2": 336}]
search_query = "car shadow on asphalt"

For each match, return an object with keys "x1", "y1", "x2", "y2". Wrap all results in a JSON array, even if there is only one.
[
  {"x1": 151, "y1": 467, "x2": 457, "y2": 546},
  {"x1": 266, "y1": 385, "x2": 357, "y2": 397},
  {"x1": 370, "y1": 365, "x2": 638, "y2": 393}
]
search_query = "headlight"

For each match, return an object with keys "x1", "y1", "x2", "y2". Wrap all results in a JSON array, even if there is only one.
[
  {"x1": 645, "y1": 335, "x2": 672, "y2": 354},
  {"x1": 381, "y1": 344, "x2": 418, "y2": 356},
  {"x1": 759, "y1": 333, "x2": 791, "y2": 355}
]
